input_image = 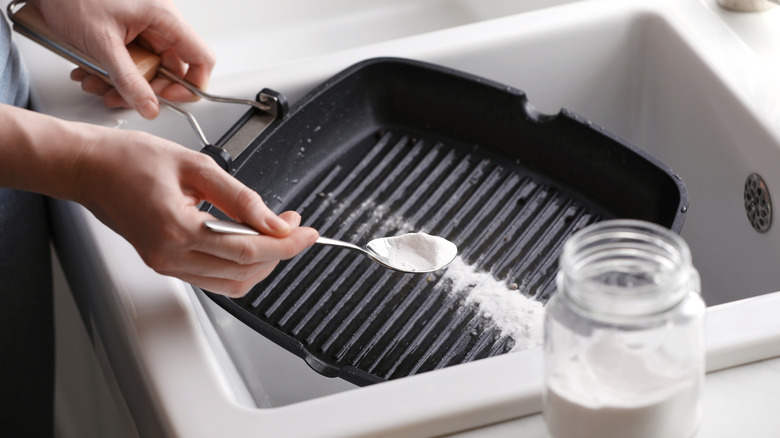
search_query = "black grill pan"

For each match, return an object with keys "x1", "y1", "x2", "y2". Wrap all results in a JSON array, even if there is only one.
[{"x1": 202, "y1": 58, "x2": 687, "y2": 386}]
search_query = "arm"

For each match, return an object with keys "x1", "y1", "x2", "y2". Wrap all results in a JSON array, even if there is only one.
[{"x1": 0, "y1": 103, "x2": 318, "y2": 296}]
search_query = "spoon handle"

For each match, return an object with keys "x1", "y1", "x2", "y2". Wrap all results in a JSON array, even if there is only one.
[
  {"x1": 315, "y1": 236, "x2": 365, "y2": 253},
  {"x1": 204, "y1": 219, "x2": 259, "y2": 235},
  {"x1": 204, "y1": 220, "x2": 365, "y2": 253}
]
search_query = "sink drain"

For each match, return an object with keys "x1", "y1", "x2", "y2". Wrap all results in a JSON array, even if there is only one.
[{"x1": 744, "y1": 173, "x2": 772, "y2": 233}]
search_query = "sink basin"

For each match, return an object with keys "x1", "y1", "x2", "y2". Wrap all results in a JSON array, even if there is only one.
[
  {"x1": 187, "y1": 0, "x2": 780, "y2": 418},
  {"x1": 25, "y1": 0, "x2": 780, "y2": 436},
  {"x1": 175, "y1": 0, "x2": 579, "y2": 76}
]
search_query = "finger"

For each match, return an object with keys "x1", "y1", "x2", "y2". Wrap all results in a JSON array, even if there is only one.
[
  {"x1": 151, "y1": 76, "x2": 198, "y2": 103},
  {"x1": 155, "y1": 52, "x2": 214, "y2": 103},
  {"x1": 159, "y1": 21, "x2": 215, "y2": 90},
  {"x1": 279, "y1": 211, "x2": 302, "y2": 228},
  {"x1": 190, "y1": 162, "x2": 292, "y2": 236},
  {"x1": 70, "y1": 68, "x2": 88, "y2": 82},
  {"x1": 94, "y1": 35, "x2": 160, "y2": 119},
  {"x1": 141, "y1": 18, "x2": 214, "y2": 92},
  {"x1": 158, "y1": 82, "x2": 199, "y2": 102},
  {"x1": 172, "y1": 264, "x2": 278, "y2": 298},
  {"x1": 101, "y1": 88, "x2": 131, "y2": 109},
  {"x1": 193, "y1": 225, "x2": 319, "y2": 265},
  {"x1": 102, "y1": 77, "x2": 178, "y2": 107},
  {"x1": 70, "y1": 68, "x2": 115, "y2": 97},
  {"x1": 180, "y1": 61, "x2": 213, "y2": 94},
  {"x1": 156, "y1": 247, "x2": 276, "y2": 283},
  {"x1": 79, "y1": 75, "x2": 113, "y2": 97}
]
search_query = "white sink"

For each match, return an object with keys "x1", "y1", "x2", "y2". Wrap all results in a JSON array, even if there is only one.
[
  {"x1": 175, "y1": 0, "x2": 580, "y2": 76},
  {"x1": 20, "y1": 0, "x2": 780, "y2": 436}
]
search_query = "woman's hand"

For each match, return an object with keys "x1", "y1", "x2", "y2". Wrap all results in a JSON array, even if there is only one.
[
  {"x1": 31, "y1": 0, "x2": 215, "y2": 119},
  {"x1": 71, "y1": 124, "x2": 319, "y2": 297}
]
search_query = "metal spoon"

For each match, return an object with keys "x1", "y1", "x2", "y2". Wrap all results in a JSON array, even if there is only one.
[{"x1": 204, "y1": 219, "x2": 458, "y2": 273}]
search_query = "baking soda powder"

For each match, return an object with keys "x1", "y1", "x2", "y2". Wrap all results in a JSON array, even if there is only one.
[
  {"x1": 439, "y1": 256, "x2": 545, "y2": 351},
  {"x1": 381, "y1": 232, "x2": 457, "y2": 272},
  {"x1": 544, "y1": 335, "x2": 702, "y2": 438}
]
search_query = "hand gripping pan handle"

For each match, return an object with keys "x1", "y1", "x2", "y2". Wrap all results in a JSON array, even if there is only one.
[{"x1": 7, "y1": 0, "x2": 286, "y2": 170}]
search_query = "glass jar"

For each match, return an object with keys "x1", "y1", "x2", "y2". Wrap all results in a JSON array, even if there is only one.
[{"x1": 543, "y1": 219, "x2": 705, "y2": 438}]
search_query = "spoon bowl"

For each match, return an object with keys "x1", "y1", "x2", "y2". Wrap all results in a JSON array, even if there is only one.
[{"x1": 204, "y1": 220, "x2": 457, "y2": 273}]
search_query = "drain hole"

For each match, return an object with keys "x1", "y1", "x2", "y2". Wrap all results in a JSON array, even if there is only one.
[{"x1": 744, "y1": 173, "x2": 772, "y2": 233}]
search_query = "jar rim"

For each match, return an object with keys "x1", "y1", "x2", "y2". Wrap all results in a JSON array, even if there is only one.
[{"x1": 558, "y1": 219, "x2": 695, "y2": 318}]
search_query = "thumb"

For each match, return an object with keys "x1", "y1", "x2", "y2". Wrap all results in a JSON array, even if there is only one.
[{"x1": 97, "y1": 37, "x2": 160, "y2": 119}]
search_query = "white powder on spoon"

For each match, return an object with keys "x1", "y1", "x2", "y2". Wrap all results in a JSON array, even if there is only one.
[
  {"x1": 368, "y1": 232, "x2": 458, "y2": 272},
  {"x1": 438, "y1": 256, "x2": 545, "y2": 352}
]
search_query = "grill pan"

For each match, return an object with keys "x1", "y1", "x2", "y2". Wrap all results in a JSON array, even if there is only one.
[{"x1": 202, "y1": 58, "x2": 688, "y2": 386}]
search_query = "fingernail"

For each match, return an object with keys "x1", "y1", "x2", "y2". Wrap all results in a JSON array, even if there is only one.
[
  {"x1": 307, "y1": 228, "x2": 320, "y2": 245},
  {"x1": 286, "y1": 211, "x2": 302, "y2": 228},
  {"x1": 137, "y1": 98, "x2": 159, "y2": 119},
  {"x1": 269, "y1": 216, "x2": 291, "y2": 234}
]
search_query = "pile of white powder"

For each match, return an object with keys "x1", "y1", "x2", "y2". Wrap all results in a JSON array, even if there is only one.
[
  {"x1": 438, "y1": 256, "x2": 545, "y2": 352},
  {"x1": 378, "y1": 232, "x2": 458, "y2": 272}
]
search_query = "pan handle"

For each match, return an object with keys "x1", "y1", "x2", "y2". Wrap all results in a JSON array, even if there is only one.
[{"x1": 7, "y1": 0, "x2": 280, "y2": 116}]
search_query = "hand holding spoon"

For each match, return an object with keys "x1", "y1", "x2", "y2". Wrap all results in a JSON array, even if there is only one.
[{"x1": 204, "y1": 220, "x2": 457, "y2": 273}]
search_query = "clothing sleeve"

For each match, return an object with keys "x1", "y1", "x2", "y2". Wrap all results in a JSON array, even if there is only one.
[{"x1": 0, "y1": 13, "x2": 30, "y2": 107}]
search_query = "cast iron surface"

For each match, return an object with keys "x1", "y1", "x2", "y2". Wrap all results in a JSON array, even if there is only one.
[{"x1": 203, "y1": 58, "x2": 687, "y2": 386}]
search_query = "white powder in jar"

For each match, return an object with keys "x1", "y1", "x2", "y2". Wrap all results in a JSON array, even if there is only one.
[
  {"x1": 544, "y1": 335, "x2": 702, "y2": 438},
  {"x1": 438, "y1": 256, "x2": 545, "y2": 351}
]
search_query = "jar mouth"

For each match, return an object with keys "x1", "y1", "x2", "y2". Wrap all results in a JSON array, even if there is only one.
[{"x1": 558, "y1": 219, "x2": 695, "y2": 318}]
